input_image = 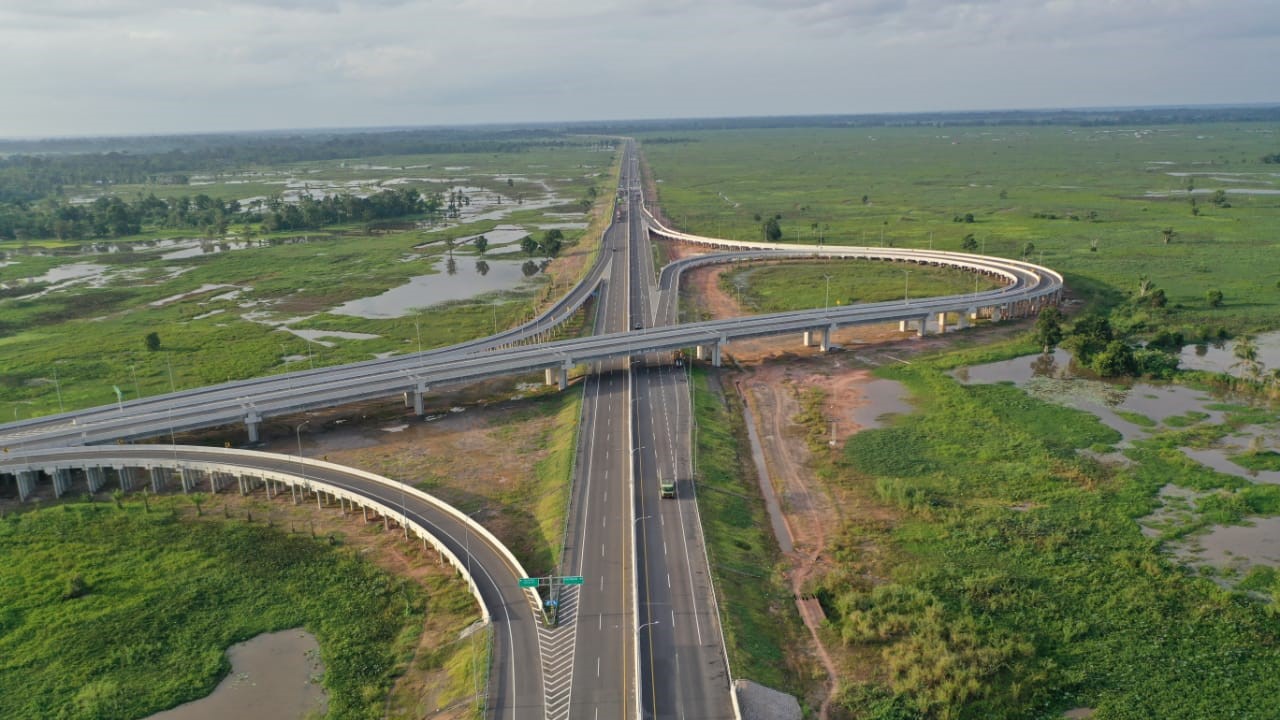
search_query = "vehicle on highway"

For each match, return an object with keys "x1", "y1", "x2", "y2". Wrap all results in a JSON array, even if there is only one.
[{"x1": 660, "y1": 478, "x2": 676, "y2": 499}]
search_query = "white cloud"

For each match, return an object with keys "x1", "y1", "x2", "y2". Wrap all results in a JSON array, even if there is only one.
[{"x1": 0, "y1": 0, "x2": 1276, "y2": 136}]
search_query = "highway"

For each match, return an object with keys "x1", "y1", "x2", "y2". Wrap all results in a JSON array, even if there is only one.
[
  {"x1": 631, "y1": 178, "x2": 734, "y2": 718},
  {"x1": 0, "y1": 137, "x2": 1066, "y2": 720},
  {"x1": 557, "y1": 141, "x2": 638, "y2": 720}
]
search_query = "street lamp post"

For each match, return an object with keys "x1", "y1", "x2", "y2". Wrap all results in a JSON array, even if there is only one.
[
  {"x1": 414, "y1": 318, "x2": 423, "y2": 356},
  {"x1": 903, "y1": 269, "x2": 912, "y2": 305},
  {"x1": 295, "y1": 419, "x2": 310, "y2": 477},
  {"x1": 823, "y1": 274, "x2": 833, "y2": 313}
]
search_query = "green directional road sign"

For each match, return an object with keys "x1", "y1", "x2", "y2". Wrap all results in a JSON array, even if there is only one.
[
  {"x1": 518, "y1": 578, "x2": 539, "y2": 588},
  {"x1": 563, "y1": 576, "x2": 585, "y2": 586}
]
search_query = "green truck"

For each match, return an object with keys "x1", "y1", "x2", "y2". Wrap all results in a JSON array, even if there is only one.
[{"x1": 660, "y1": 478, "x2": 676, "y2": 499}]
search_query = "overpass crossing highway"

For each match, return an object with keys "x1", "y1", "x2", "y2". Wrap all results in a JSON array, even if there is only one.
[
  {"x1": 0, "y1": 245, "x2": 1060, "y2": 452},
  {"x1": 0, "y1": 138, "x2": 1064, "y2": 720}
]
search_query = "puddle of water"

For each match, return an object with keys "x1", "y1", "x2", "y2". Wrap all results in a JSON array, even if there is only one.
[
  {"x1": 1180, "y1": 444, "x2": 1280, "y2": 485},
  {"x1": 955, "y1": 350, "x2": 1224, "y2": 442},
  {"x1": 1139, "y1": 484, "x2": 1208, "y2": 538},
  {"x1": 849, "y1": 378, "x2": 912, "y2": 430},
  {"x1": 331, "y1": 255, "x2": 544, "y2": 319},
  {"x1": 150, "y1": 283, "x2": 237, "y2": 308},
  {"x1": 1179, "y1": 331, "x2": 1280, "y2": 376},
  {"x1": 285, "y1": 329, "x2": 381, "y2": 346},
  {"x1": 28, "y1": 262, "x2": 108, "y2": 285},
  {"x1": 161, "y1": 241, "x2": 252, "y2": 261},
  {"x1": 146, "y1": 628, "x2": 325, "y2": 720},
  {"x1": 1176, "y1": 516, "x2": 1280, "y2": 574}
]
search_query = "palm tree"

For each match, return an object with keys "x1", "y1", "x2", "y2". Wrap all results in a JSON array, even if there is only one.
[{"x1": 1231, "y1": 335, "x2": 1264, "y2": 381}]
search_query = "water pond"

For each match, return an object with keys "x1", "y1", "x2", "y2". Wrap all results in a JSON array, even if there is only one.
[{"x1": 146, "y1": 629, "x2": 325, "y2": 720}]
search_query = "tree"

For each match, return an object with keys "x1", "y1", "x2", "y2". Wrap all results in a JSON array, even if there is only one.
[
  {"x1": 144, "y1": 332, "x2": 161, "y2": 352},
  {"x1": 111, "y1": 489, "x2": 124, "y2": 510},
  {"x1": 763, "y1": 217, "x2": 782, "y2": 242},
  {"x1": 1232, "y1": 335, "x2": 1264, "y2": 381},
  {"x1": 1092, "y1": 340, "x2": 1137, "y2": 377},
  {"x1": 540, "y1": 228, "x2": 564, "y2": 257},
  {"x1": 1033, "y1": 307, "x2": 1064, "y2": 354},
  {"x1": 1022, "y1": 242, "x2": 1035, "y2": 258},
  {"x1": 474, "y1": 235, "x2": 488, "y2": 254},
  {"x1": 961, "y1": 233, "x2": 978, "y2": 252},
  {"x1": 1065, "y1": 314, "x2": 1113, "y2": 364},
  {"x1": 1206, "y1": 289, "x2": 1224, "y2": 307},
  {"x1": 520, "y1": 234, "x2": 538, "y2": 256},
  {"x1": 190, "y1": 492, "x2": 206, "y2": 517},
  {"x1": 1161, "y1": 228, "x2": 1176, "y2": 244}
]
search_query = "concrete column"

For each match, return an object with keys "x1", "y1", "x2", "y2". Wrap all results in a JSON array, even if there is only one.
[
  {"x1": 362, "y1": 506, "x2": 369, "y2": 522},
  {"x1": 802, "y1": 330, "x2": 814, "y2": 347},
  {"x1": 409, "y1": 382, "x2": 427, "y2": 416},
  {"x1": 899, "y1": 319, "x2": 909, "y2": 332},
  {"x1": 245, "y1": 412, "x2": 262, "y2": 444},
  {"x1": 118, "y1": 466, "x2": 133, "y2": 492},
  {"x1": 819, "y1": 329, "x2": 831, "y2": 352},
  {"x1": 545, "y1": 368, "x2": 556, "y2": 386},
  {"x1": 917, "y1": 316, "x2": 929, "y2": 337},
  {"x1": 86, "y1": 467, "x2": 106, "y2": 494},
  {"x1": 53, "y1": 469, "x2": 73, "y2": 498},
  {"x1": 558, "y1": 362, "x2": 570, "y2": 391},
  {"x1": 957, "y1": 311, "x2": 971, "y2": 330},
  {"x1": 316, "y1": 491, "x2": 323, "y2": 510},
  {"x1": 17, "y1": 470, "x2": 38, "y2": 502},
  {"x1": 695, "y1": 345, "x2": 706, "y2": 361},
  {"x1": 937, "y1": 312, "x2": 948, "y2": 334},
  {"x1": 712, "y1": 343, "x2": 722, "y2": 368},
  {"x1": 991, "y1": 305, "x2": 1004, "y2": 322}
]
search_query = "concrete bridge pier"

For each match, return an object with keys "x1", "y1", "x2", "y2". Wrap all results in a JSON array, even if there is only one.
[
  {"x1": 411, "y1": 382, "x2": 428, "y2": 416},
  {"x1": 936, "y1": 312, "x2": 948, "y2": 334},
  {"x1": 695, "y1": 345, "x2": 706, "y2": 361},
  {"x1": 86, "y1": 466, "x2": 106, "y2": 494},
  {"x1": 245, "y1": 411, "x2": 262, "y2": 444},
  {"x1": 150, "y1": 467, "x2": 166, "y2": 493},
  {"x1": 819, "y1": 327, "x2": 832, "y2": 352},
  {"x1": 118, "y1": 466, "x2": 134, "y2": 492},
  {"x1": 712, "y1": 343, "x2": 722, "y2": 368},
  {"x1": 917, "y1": 316, "x2": 930, "y2": 337},
  {"x1": 558, "y1": 361, "x2": 571, "y2": 391},
  {"x1": 178, "y1": 468, "x2": 193, "y2": 494},
  {"x1": 802, "y1": 330, "x2": 815, "y2": 347},
  {"x1": 545, "y1": 368, "x2": 556, "y2": 386},
  {"x1": 990, "y1": 305, "x2": 1004, "y2": 322},
  {"x1": 53, "y1": 468, "x2": 73, "y2": 498},
  {"x1": 16, "y1": 470, "x2": 38, "y2": 502}
]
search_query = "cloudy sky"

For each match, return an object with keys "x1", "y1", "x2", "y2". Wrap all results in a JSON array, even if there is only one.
[{"x1": 2, "y1": 0, "x2": 1277, "y2": 137}]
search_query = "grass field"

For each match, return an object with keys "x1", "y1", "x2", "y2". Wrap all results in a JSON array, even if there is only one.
[
  {"x1": 723, "y1": 261, "x2": 1001, "y2": 313},
  {"x1": 641, "y1": 125, "x2": 1280, "y2": 334},
  {"x1": 690, "y1": 368, "x2": 811, "y2": 696},
  {"x1": 0, "y1": 145, "x2": 616, "y2": 418},
  {"x1": 0, "y1": 499, "x2": 428, "y2": 720},
  {"x1": 823, "y1": 364, "x2": 1280, "y2": 718}
]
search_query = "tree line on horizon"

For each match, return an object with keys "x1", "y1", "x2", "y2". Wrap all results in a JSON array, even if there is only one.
[{"x1": 0, "y1": 186, "x2": 441, "y2": 241}]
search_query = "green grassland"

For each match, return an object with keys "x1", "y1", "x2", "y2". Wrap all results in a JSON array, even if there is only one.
[
  {"x1": 641, "y1": 125, "x2": 1280, "y2": 333},
  {"x1": 826, "y1": 365, "x2": 1280, "y2": 718},
  {"x1": 690, "y1": 368, "x2": 810, "y2": 696},
  {"x1": 0, "y1": 500, "x2": 428, "y2": 720},
  {"x1": 0, "y1": 146, "x2": 615, "y2": 417},
  {"x1": 723, "y1": 261, "x2": 1001, "y2": 313}
]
